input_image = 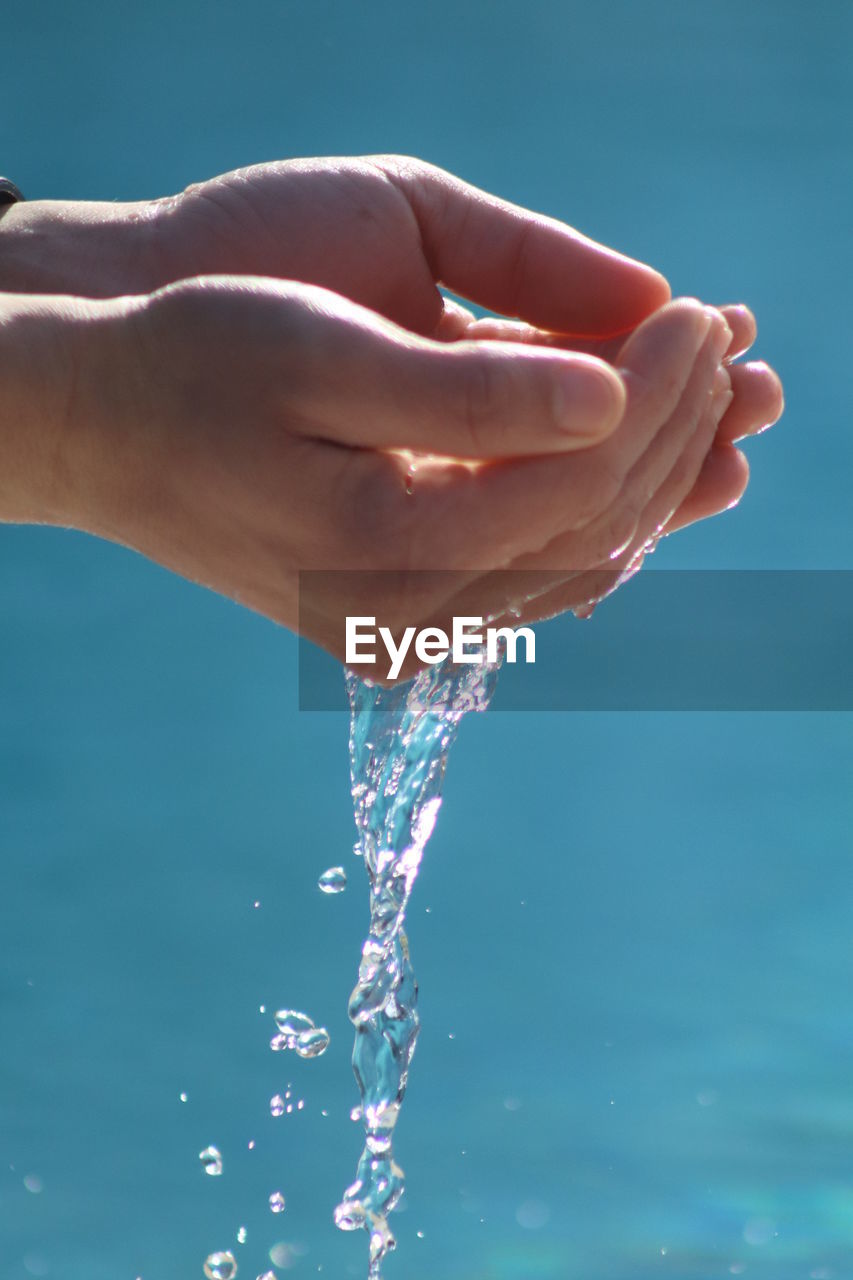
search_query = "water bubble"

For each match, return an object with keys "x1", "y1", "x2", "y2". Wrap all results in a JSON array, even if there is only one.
[
  {"x1": 203, "y1": 1251, "x2": 237, "y2": 1280},
  {"x1": 297, "y1": 1099, "x2": 305, "y2": 1111},
  {"x1": 179, "y1": 1091, "x2": 188, "y2": 1103},
  {"x1": 259, "y1": 1005, "x2": 266, "y2": 1014},
  {"x1": 237, "y1": 1227, "x2": 247, "y2": 1245},
  {"x1": 256, "y1": 1274, "x2": 276, "y2": 1280},
  {"x1": 199, "y1": 1146, "x2": 223, "y2": 1177},
  {"x1": 697, "y1": 1089, "x2": 719, "y2": 1107},
  {"x1": 294, "y1": 1027, "x2": 330, "y2": 1059},
  {"x1": 274, "y1": 1009, "x2": 315, "y2": 1037},
  {"x1": 269, "y1": 1191, "x2": 286, "y2": 1214},
  {"x1": 247, "y1": 1140, "x2": 256, "y2": 1151},
  {"x1": 270, "y1": 1094, "x2": 285, "y2": 1117},
  {"x1": 318, "y1": 866, "x2": 347, "y2": 895},
  {"x1": 286, "y1": 1104, "x2": 294, "y2": 1114},
  {"x1": 23, "y1": 1174, "x2": 43, "y2": 1194},
  {"x1": 270, "y1": 1033, "x2": 289, "y2": 1052},
  {"x1": 416, "y1": 1231, "x2": 425, "y2": 1240},
  {"x1": 253, "y1": 901, "x2": 261, "y2": 909},
  {"x1": 321, "y1": 1109, "x2": 329, "y2": 1118}
]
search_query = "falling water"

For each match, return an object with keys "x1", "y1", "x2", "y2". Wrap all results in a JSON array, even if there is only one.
[{"x1": 334, "y1": 653, "x2": 501, "y2": 1277}]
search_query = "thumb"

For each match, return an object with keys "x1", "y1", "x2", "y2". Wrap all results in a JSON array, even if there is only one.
[{"x1": 300, "y1": 317, "x2": 627, "y2": 458}]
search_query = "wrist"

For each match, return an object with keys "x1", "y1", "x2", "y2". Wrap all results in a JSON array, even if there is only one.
[
  {"x1": 0, "y1": 291, "x2": 142, "y2": 528},
  {"x1": 0, "y1": 197, "x2": 169, "y2": 298}
]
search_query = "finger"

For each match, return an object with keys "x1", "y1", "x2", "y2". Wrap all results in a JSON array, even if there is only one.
[
  {"x1": 718, "y1": 303, "x2": 757, "y2": 362},
  {"x1": 660, "y1": 444, "x2": 750, "y2": 534},
  {"x1": 406, "y1": 299, "x2": 726, "y2": 572},
  {"x1": 447, "y1": 303, "x2": 758, "y2": 377},
  {"x1": 715, "y1": 360, "x2": 784, "y2": 443},
  {"x1": 298, "y1": 304, "x2": 628, "y2": 455},
  {"x1": 433, "y1": 355, "x2": 733, "y2": 623},
  {"x1": 433, "y1": 296, "x2": 478, "y2": 342},
  {"x1": 372, "y1": 156, "x2": 671, "y2": 337}
]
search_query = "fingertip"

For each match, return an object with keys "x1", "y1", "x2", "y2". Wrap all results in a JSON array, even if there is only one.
[{"x1": 553, "y1": 357, "x2": 626, "y2": 442}]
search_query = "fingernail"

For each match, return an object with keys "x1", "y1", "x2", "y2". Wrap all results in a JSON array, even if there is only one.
[
  {"x1": 705, "y1": 306, "x2": 733, "y2": 358},
  {"x1": 553, "y1": 363, "x2": 626, "y2": 438},
  {"x1": 712, "y1": 366, "x2": 734, "y2": 420}
]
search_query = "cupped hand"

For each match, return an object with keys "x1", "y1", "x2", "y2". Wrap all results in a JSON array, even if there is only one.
[{"x1": 52, "y1": 277, "x2": 742, "y2": 668}]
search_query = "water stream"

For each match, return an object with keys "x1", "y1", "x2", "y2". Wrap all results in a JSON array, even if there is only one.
[{"x1": 334, "y1": 654, "x2": 501, "y2": 1277}]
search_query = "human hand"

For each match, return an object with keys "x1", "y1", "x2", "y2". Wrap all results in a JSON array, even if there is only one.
[
  {"x1": 0, "y1": 156, "x2": 669, "y2": 338},
  {"x1": 14, "y1": 276, "x2": 743, "y2": 668}
]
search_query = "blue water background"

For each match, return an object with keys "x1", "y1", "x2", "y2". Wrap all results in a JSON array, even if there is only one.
[{"x1": 1, "y1": 2, "x2": 851, "y2": 1277}]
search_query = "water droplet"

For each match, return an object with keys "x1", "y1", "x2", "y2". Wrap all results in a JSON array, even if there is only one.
[
  {"x1": 23, "y1": 1174, "x2": 43, "y2": 1194},
  {"x1": 179, "y1": 1091, "x2": 188, "y2": 1103},
  {"x1": 286, "y1": 1104, "x2": 294, "y2": 1114},
  {"x1": 318, "y1": 866, "x2": 347, "y2": 894},
  {"x1": 297, "y1": 1099, "x2": 305, "y2": 1111},
  {"x1": 203, "y1": 1251, "x2": 237, "y2": 1280},
  {"x1": 247, "y1": 1140, "x2": 256, "y2": 1151},
  {"x1": 416, "y1": 1230, "x2": 424, "y2": 1240},
  {"x1": 236, "y1": 1227, "x2": 247, "y2": 1245},
  {"x1": 259, "y1": 1005, "x2": 266, "y2": 1014},
  {"x1": 253, "y1": 901, "x2": 261, "y2": 909},
  {"x1": 321, "y1": 1109, "x2": 329, "y2": 1118},
  {"x1": 294, "y1": 1027, "x2": 330, "y2": 1059},
  {"x1": 269, "y1": 1191, "x2": 286, "y2": 1214},
  {"x1": 334, "y1": 1200, "x2": 367, "y2": 1231},
  {"x1": 256, "y1": 1274, "x2": 276, "y2": 1280},
  {"x1": 270, "y1": 1094, "x2": 285, "y2": 1117},
  {"x1": 274, "y1": 1009, "x2": 315, "y2": 1037},
  {"x1": 199, "y1": 1146, "x2": 223, "y2": 1177}
]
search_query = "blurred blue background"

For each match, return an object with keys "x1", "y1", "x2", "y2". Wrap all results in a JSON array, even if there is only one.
[{"x1": 1, "y1": 2, "x2": 851, "y2": 1278}]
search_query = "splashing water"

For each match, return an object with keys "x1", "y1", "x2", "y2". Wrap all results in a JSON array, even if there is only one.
[{"x1": 334, "y1": 654, "x2": 500, "y2": 1277}]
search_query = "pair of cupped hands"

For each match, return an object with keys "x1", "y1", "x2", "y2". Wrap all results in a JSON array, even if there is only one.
[{"x1": 3, "y1": 155, "x2": 783, "y2": 668}]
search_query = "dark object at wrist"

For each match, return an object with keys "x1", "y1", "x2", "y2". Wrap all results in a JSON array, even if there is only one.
[{"x1": 0, "y1": 178, "x2": 25, "y2": 205}]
